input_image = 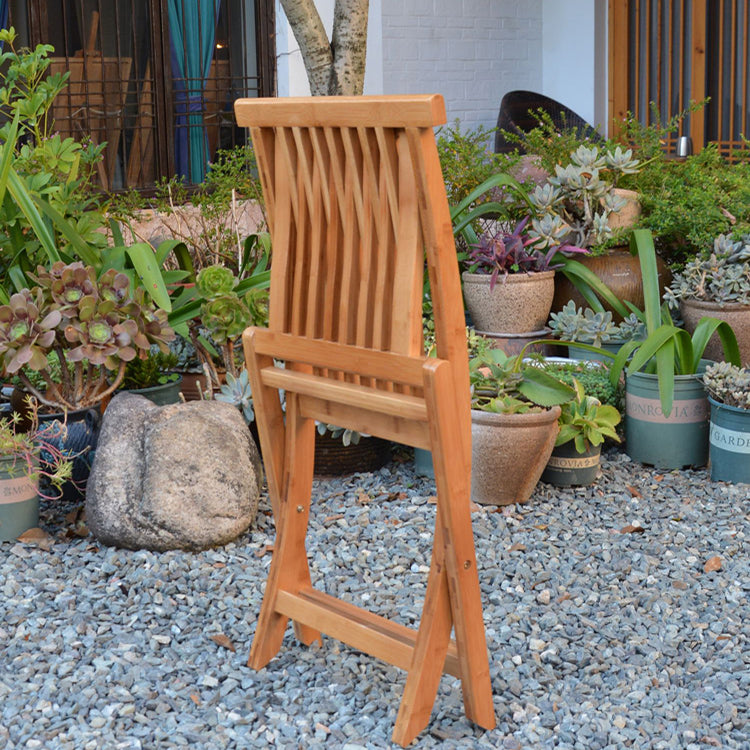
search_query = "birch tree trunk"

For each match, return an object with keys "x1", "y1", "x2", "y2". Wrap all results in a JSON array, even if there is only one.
[{"x1": 280, "y1": 0, "x2": 369, "y2": 95}]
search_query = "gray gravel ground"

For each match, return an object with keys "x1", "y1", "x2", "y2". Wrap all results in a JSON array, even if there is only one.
[{"x1": 1, "y1": 446, "x2": 748, "y2": 750}]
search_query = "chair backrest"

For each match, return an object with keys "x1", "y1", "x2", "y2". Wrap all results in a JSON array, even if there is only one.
[{"x1": 234, "y1": 95, "x2": 468, "y2": 395}]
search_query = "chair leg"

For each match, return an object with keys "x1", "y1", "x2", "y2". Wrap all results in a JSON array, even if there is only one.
[
  {"x1": 392, "y1": 522, "x2": 453, "y2": 747},
  {"x1": 424, "y1": 361, "x2": 496, "y2": 730},
  {"x1": 248, "y1": 395, "x2": 321, "y2": 669}
]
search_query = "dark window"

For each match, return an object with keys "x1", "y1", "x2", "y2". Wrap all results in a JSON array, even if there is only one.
[{"x1": 11, "y1": 0, "x2": 275, "y2": 190}]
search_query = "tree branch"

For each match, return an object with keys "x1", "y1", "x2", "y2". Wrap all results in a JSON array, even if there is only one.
[
  {"x1": 329, "y1": 0, "x2": 369, "y2": 95},
  {"x1": 281, "y1": 0, "x2": 333, "y2": 96}
]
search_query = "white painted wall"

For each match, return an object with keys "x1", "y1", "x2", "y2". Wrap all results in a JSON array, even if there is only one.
[
  {"x1": 542, "y1": 0, "x2": 607, "y2": 131},
  {"x1": 276, "y1": 0, "x2": 607, "y2": 136},
  {"x1": 380, "y1": 0, "x2": 543, "y2": 134}
]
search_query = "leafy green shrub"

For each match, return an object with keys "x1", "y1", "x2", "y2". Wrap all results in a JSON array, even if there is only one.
[
  {"x1": 541, "y1": 360, "x2": 621, "y2": 410},
  {"x1": 437, "y1": 119, "x2": 518, "y2": 206}
]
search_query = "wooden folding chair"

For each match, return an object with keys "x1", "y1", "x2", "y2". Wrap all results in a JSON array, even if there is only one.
[{"x1": 234, "y1": 94, "x2": 495, "y2": 746}]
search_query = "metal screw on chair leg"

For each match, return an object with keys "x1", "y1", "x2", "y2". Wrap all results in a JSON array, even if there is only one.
[
  {"x1": 296, "y1": 505, "x2": 304, "y2": 513},
  {"x1": 464, "y1": 560, "x2": 471, "y2": 569}
]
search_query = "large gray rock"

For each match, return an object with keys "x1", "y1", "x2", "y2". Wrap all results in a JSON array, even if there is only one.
[{"x1": 86, "y1": 393, "x2": 262, "y2": 551}]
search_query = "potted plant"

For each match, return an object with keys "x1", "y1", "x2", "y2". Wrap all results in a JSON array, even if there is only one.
[
  {"x1": 119, "y1": 348, "x2": 181, "y2": 405},
  {"x1": 0, "y1": 403, "x2": 72, "y2": 541},
  {"x1": 469, "y1": 349, "x2": 573, "y2": 505},
  {"x1": 702, "y1": 362, "x2": 750, "y2": 484},
  {"x1": 540, "y1": 378, "x2": 621, "y2": 487},
  {"x1": 665, "y1": 233, "x2": 750, "y2": 366},
  {"x1": 461, "y1": 214, "x2": 588, "y2": 341},
  {"x1": 0, "y1": 261, "x2": 174, "y2": 498},
  {"x1": 608, "y1": 230, "x2": 741, "y2": 469},
  {"x1": 547, "y1": 301, "x2": 645, "y2": 360}
]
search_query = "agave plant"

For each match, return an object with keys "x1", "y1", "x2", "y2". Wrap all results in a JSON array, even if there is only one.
[{"x1": 0, "y1": 262, "x2": 174, "y2": 411}]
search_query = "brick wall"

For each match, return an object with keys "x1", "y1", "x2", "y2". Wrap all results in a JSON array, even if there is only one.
[{"x1": 381, "y1": 0, "x2": 543, "y2": 134}]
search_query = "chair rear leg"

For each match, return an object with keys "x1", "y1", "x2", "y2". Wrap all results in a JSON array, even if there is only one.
[{"x1": 424, "y1": 362, "x2": 496, "y2": 731}]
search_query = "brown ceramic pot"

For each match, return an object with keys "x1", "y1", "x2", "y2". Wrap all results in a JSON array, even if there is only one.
[
  {"x1": 470, "y1": 406, "x2": 561, "y2": 506},
  {"x1": 680, "y1": 299, "x2": 750, "y2": 367},
  {"x1": 463, "y1": 270, "x2": 555, "y2": 334},
  {"x1": 606, "y1": 188, "x2": 642, "y2": 231},
  {"x1": 473, "y1": 328, "x2": 553, "y2": 357},
  {"x1": 551, "y1": 247, "x2": 672, "y2": 322}
]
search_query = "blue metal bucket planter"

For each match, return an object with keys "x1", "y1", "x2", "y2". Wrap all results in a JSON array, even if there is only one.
[{"x1": 708, "y1": 397, "x2": 750, "y2": 483}]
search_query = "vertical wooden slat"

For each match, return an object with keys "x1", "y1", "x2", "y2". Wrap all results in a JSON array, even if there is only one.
[
  {"x1": 635, "y1": 0, "x2": 642, "y2": 118},
  {"x1": 742, "y1": 2, "x2": 749, "y2": 151},
  {"x1": 729, "y1": 0, "x2": 737, "y2": 148},
  {"x1": 717, "y1": 0, "x2": 726, "y2": 142},
  {"x1": 678, "y1": 0, "x2": 685, "y2": 129},
  {"x1": 667, "y1": 0, "x2": 674, "y2": 122},
  {"x1": 608, "y1": 0, "x2": 630, "y2": 136},
  {"x1": 691, "y1": 0, "x2": 707, "y2": 147}
]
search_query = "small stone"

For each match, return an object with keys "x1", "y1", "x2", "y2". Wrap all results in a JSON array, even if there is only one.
[
  {"x1": 613, "y1": 715, "x2": 626, "y2": 729},
  {"x1": 528, "y1": 638, "x2": 546, "y2": 652},
  {"x1": 536, "y1": 589, "x2": 551, "y2": 605}
]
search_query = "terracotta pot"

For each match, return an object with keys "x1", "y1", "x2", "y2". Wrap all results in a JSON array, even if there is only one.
[
  {"x1": 607, "y1": 188, "x2": 642, "y2": 231},
  {"x1": 680, "y1": 299, "x2": 750, "y2": 367},
  {"x1": 552, "y1": 247, "x2": 672, "y2": 322},
  {"x1": 463, "y1": 270, "x2": 555, "y2": 334},
  {"x1": 470, "y1": 406, "x2": 561, "y2": 506},
  {"x1": 474, "y1": 328, "x2": 553, "y2": 357},
  {"x1": 178, "y1": 372, "x2": 213, "y2": 401}
]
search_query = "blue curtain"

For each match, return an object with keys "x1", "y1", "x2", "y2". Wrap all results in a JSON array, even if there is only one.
[
  {"x1": 168, "y1": 0, "x2": 220, "y2": 183},
  {"x1": 0, "y1": 1, "x2": 8, "y2": 35}
]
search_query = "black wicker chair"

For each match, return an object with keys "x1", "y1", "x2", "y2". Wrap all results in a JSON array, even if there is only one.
[{"x1": 494, "y1": 90, "x2": 603, "y2": 153}]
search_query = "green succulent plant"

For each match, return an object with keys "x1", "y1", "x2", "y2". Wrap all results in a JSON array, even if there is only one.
[
  {"x1": 0, "y1": 261, "x2": 174, "y2": 411},
  {"x1": 702, "y1": 361, "x2": 750, "y2": 410},
  {"x1": 548, "y1": 301, "x2": 645, "y2": 346},
  {"x1": 664, "y1": 233, "x2": 750, "y2": 307},
  {"x1": 196, "y1": 265, "x2": 238, "y2": 298},
  {"x1": 469, "y1": 349, "x2": 575, "y2": 414},
  {"x1": 528, "y1": 144, "x2": 641, "y2": 253},
  {"x1": 555, "y1": 378, "x2": 621, "y2": 453}
]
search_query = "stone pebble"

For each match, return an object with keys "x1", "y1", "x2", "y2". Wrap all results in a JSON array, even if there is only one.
[{"x1": 0, "y1": 446, "x2": 748, "y2": 748}]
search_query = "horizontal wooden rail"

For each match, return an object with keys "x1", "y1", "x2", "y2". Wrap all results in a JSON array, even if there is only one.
[
  {"x1": 276, "y1": 588, "x2": 461, "y2": 677},
  {"x1": 260, "y1": 368, "x2": 429, "y2": 422},
  {"x1": 298, "y1": 394, "x2": 432, "y2": 450},
  {"x1": 245, "y1": 329, "x2": 428, "y2": 387}
]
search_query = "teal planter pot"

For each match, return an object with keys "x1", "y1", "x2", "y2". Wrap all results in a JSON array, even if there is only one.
[
  {"x1": 708, "y1": 397, "x2": 750, "y2": 483},
  {"x1": 0, "y1": 455, "x2": 39, "y2": 542},
  {"x1": 125, "y1": 375, "x2": 183, "y2": 406},
  {"x1": 414, "y1": 447, "x2": 434, "y2": 478},
  {"x1": 541, "y1": 443, "x2": 601, "y2": 487},
  {"x1": 568, "y1": 341, "x2": 625, "y2": 362},
  {"x1": 625, "y1": 370, "x2": 709, "y2": 468}
]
